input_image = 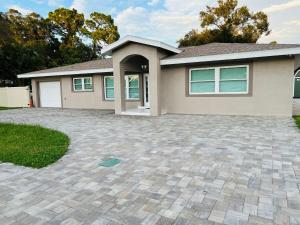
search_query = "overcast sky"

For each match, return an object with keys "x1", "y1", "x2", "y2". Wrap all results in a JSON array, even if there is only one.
[{"x1": 1, "y1": 0, "x2": 300, "y2": 46}]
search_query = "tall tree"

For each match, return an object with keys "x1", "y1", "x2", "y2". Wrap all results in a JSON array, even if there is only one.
[
  {"x1": 82, "y1": 12, "x2": 120, "y2": 56},
  {"x1": 0, "y1": 10, "x2": 58, "y2": 86},
  {"x1": 5, "y1": 9, "x2": 24, "y2": 44},
  {"x1": 48, "y1": 8, "x2": 94, "y2": 64},
  {"x1": 178, "y1": 0, "x2": 270, "y2": 47},
  {"x1": 0, "y1": 12, "x2": 13, "y2": 47},
  {"x1": 48, "y1": 8, "x2": 84, "y2": 46},
  {"x1": 0, "y1": 7, "x2": 119, "y2": 86}
]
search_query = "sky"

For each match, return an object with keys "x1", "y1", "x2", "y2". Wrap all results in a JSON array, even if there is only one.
[{"x1": 0, "y1": 0, "x2": 300, "y2": 46}]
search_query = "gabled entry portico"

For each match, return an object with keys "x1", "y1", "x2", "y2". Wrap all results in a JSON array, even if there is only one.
[
  {"x1": 113, "y1": 44, "x2": 161, "y2": 116},
  {"x1": 102, "y1": 36, "x2": 180, "y2": 116},
  {"x1": 116, "y1": 53, "x2": 150, "y2": 115}
]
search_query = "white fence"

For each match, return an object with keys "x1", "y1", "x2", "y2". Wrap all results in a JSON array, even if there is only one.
[{"x1": 0, "y1": 86, "x2": 30, "y2": 107}]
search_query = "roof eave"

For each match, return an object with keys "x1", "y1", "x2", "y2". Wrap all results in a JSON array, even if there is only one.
[
  {"x1": 18, "y1": 68, "x2": 113, "y2": 78},
  {"x1": 102, "y1": 35, "x2": 181, "y2": 55},
  {"x1": 161, "y1": 47, "x2": 300, "y2": 66}
]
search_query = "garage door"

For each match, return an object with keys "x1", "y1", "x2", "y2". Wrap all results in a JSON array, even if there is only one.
[{"x1": 39, "y1": 81, "x2": 62, "y2": 107}]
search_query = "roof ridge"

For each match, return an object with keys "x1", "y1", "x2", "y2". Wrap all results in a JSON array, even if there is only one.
[{"x1": 180, "y1": 42, "x2": 300, "y2": 49}]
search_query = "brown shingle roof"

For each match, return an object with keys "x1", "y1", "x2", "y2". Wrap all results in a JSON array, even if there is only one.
[
  {"x1": 27, "y1": 58, "x2": 112, "y2": 75},
  {"x1": 165, "y1": 43, "x2": 300, "y2": 60}
]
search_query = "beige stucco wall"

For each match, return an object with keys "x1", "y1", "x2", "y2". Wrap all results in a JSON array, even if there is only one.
[
  {"x1": 295, "y1": 55, "x2": 300, "y2": 70},
  {"x1": 0, "y1": 86, "x2": 30, "y2": 107},
  {"x1": 32, "y1": 75, "x2": 139, "y2": 109},
  {"x1": 161, "y1": 58, "x2": 294, "y2": 116}
]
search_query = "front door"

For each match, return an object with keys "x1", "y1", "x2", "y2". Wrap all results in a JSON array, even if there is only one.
[{"x1": 144, "y1": 74, "x2": 150, "y2": 108}]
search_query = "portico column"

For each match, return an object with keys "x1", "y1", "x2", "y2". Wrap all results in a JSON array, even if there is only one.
[
  {"x1": 149, "y1": 53, "x2": 161, "y2": 116},
  {"x1": 139, "y1": 73, "x2": 144, "y2": 106},
  {"x1": 114, "y1": 63, "x2": 125, "y2": 114}
]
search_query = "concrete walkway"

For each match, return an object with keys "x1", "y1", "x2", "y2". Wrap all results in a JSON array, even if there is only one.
[
  {"x1": 0, "y1": 109, "x2": 300, "y2": 225},
  {"x1": 293, "y1": 99, "x2": 300, "y2": 115}
]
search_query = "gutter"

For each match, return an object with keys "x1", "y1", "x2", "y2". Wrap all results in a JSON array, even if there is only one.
[
  {"x1": 18, "y1": 68, "x2": 114, "y2": 79},
  {"x1": 161, "y1": 47, "x2": 300, "y2": 66}
]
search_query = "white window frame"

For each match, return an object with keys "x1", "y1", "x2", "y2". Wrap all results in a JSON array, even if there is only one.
[
  {"x1": 125, "y1": 75, "x2": 140, "y2": 100},
  {"x1": 189, "y1": 65, "x2": 249, "y2": 95},
  {"x1": 73, "y1": 77, "x2": 93, "y2": 92},
  {"x1": 104, "y1": 76, "x2": 114, "y2": 100}
]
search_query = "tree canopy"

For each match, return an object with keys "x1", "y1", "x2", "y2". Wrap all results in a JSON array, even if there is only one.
[
  {"x1": 0, "y1": 8, "x2": 119, "y2": 87},
  {"x1": 48, "y1": 8, "x2": 84, "y2": 46},
  {"x1": 82, "y1": 12, "x2": 120, "y2": 56},
  {"x1": 178, "y1": 0, "x2": 271, "y2": 47}
]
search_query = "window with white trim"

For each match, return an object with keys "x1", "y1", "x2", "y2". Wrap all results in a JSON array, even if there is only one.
[
  {"x1": 125, "y1": 75, "x2": 139, "y2": 100},
  {"x1": 103, "y1": 75, "x2": 140, "y2": 100},
  {"x1": 104, "y1": 76, "x2": 114, "y2": 100},
  {"x1": 189, "y1": 65, "x2": 249, "y2": 94},
  {"x1": 73, "y1": 77, "x2": 93, "y2": 91}
]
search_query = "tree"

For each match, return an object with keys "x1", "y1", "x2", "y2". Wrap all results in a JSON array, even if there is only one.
[
  {"x1": 82, "y1": 12, "x2": 119, "y2": 56},
  {"x1": 178, "y1": 0, "x2": 271, "y2": 47},
  {"x1": 57, "y1": 43, "x2": 94, "y2": 65},
  {"x1": 0, "y1": 12, "x2": 13, "y2": 47},
  {"x1": 5, "y1": 9, "x2": 24, "y2": 44},
  {"x1": 0, "y1": 10, "x2": 57, "y2": 86},
  {"x1": 48, "y1": 8, "x2": 84, "y2": 46},
  {"x1": 47, "y1": 8, "x2": 96, "y2": 64},
  {"x1": 0, "y1": 7, "x2": 119, "y2": 86}
]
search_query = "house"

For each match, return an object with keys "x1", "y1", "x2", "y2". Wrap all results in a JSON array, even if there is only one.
[{"x1": 18, "y1": 35, "x2": 300, "y2": 116}]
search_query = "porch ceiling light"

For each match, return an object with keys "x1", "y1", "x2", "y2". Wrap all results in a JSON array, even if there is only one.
[{"x1": 141, "y1": 64, "x2": 148, "y2": 72}]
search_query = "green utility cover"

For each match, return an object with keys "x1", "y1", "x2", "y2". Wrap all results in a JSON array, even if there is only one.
[
  {"x1": 295, "y1": 78, "x2": 300, "y2": 98},
  {"x1": 99, "y1": 158, "x2": 120, "y2": 167}
]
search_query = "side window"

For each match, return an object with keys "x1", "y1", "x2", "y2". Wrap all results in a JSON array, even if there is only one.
[
  {"x1": 219, "y1": 67, "x2": 248, "y2": 93},
  {"x1": 73, "y1": 77, "x2": 93, "y2": 91},
  {"x1": 190, "y1": 69, "x2": 215, "y2": 94},
  {"x1": 104, "y1": 76, "x2": 114, "y2": 100}
]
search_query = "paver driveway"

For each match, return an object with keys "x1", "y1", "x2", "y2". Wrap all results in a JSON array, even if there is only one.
[{"x1": 1, "y1": 109, "x2": 300, "y2": 225}]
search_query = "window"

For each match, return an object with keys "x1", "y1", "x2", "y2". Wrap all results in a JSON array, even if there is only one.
[
  {"x1": 219, "y1": 67, "x2": 247, "y2": 93},
  {"x1": 104, "y1": 76, "x2": 114, "y2": 100},
  {"x1": 189, "y1": 65, "x2": 249, "y2": 94},
  {"x1": 190, "y1": 69, "x2": 215, "y2": 93},
  {"x1": 125, "y1": 75, "x2": 139, "y2": 100},
  {"x1": 73, "y1": 77, "x2": 93, "y2": 91},
  {"x1": 103, "y1": 75, "x2": 140, "y2": 100}
]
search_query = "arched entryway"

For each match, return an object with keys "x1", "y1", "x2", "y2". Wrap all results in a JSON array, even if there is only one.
[
  {"x1": 112, "y1": 43, "x2": 163, "y2": 116},
  {"x1": 120, "y1": 55, "x2": 150, "y2": 114}
]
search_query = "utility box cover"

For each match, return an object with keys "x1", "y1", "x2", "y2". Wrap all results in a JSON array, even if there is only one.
[{"x1": 99, "y1": 158, "x2": 120, "y2": 167}]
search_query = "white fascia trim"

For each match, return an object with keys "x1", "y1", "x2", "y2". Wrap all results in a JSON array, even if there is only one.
[
  {"x1": 161, "y1": 47, "x2": 300, "y2": 66},
  {"x1": 102, "y1": 35, "x2": 181, "y2": 55},
  {"x1": 18, "y1": 68, "x2": 114, "y2": 78},
  {"x1": 296, "y1": 69, "x2": 300, "y2": 77}
]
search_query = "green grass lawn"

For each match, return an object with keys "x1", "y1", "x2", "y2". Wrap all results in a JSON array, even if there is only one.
[
  {"x1": 0, "y1": 123, "x2": 69, "y2": 168},
  {"x1": 294, "y1": 116, "x2": 300, "y2": 129},
  {"x1": 0, "y1": 107, "x2": 20, "y2": 110}
]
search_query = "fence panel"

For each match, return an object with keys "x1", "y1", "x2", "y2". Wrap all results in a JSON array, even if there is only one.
[{"x1": 0, "y1": 86, "x2": 30, "y2": 107}]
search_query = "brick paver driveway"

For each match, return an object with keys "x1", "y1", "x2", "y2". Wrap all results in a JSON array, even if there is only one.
[{"x1": 1, "y1": 109, "x2": 300, "y2": 225}]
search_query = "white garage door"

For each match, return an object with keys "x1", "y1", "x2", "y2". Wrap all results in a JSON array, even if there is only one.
[{"x1": 39, "y1": 81, "x2": 62, "y2": 108}]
